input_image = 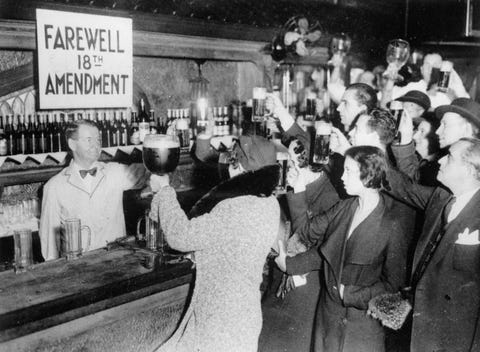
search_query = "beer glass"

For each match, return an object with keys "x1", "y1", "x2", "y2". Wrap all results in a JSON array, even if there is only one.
[
  {"x1": 142, "y1": 134, "x2": 180, "y2": 175},
  {"x1": 386, "y1": 39, "x2": 410, "y2": 69},
  {"x1": 310, "y1": 120, "x2": 332, "y2": 167},
  {"x1": 136, "y1": 210, "x2": 163, "y2": 252},
  {"x1": 438, "y1": 61, "x2": 453, "y2": 93},
  {"x1": 142, "y1": 134, "x2": 180, "y2": 260},
  {"x1": 329, "y1": 33, "x2": 352, "y2": 56},
  {"x1": 385, "y1": 39, "x2": 410, "y2": 82},
  {"x1": 13, "y1": 228, "x2": 33, "y2": 273},
  {"x1": 276, "y1": 151, "x2": 289, "y2": 193},
  {"x1": 390, "y1": 100, "x2": 404, "y2": 144},
  {"x1": 305, "y1": 92, "x2": 317, "y2": 121},
  {"x1": 252, "y1": 87, "x2": 267, "y2": 122},
  {"x1": 176, "y1": 118, "x2": 190, "y2": 148},
  {"x1": 60, "y1": 218, "x2": 91, "y2": 260}
]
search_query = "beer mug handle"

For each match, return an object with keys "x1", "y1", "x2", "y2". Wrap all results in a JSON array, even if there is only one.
[
  {"x1": 136, "y1": 216, "x2": 145, "y2": 241},
  {"x1": 81, "y1": 225, "x2": 91, "y2": 252}
]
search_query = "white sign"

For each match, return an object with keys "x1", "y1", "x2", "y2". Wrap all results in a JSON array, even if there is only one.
[{"x1": 36, "y1": 9, "x2": 133, "y2": 109}]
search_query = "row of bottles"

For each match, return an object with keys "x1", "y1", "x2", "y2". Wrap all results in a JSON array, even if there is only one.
[
  {"x1": 0, "y1": 110, "x2": 136, "y2": 156},
  {"x1": 0, "y1": 100, "x2": 237, "y2": 157},
  {"x1": 0, "y1": 113, "x2": 66, "y2": 156},
  {"x1": 212, "y1": 106, "x2": 230, "y2": 137}
]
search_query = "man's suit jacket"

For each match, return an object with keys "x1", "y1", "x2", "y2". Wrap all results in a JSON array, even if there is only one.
[
  {"x1": 40, "y1": 161, "x2": 146, "y2": 261},
  {"x1": 387, "y1": 169, "x2": 480, "y2": 352}
]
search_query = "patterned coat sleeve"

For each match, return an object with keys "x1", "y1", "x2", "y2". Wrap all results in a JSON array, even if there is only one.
[{"x1": 150, "y1": 186, "x2": 279, "y2": 253}]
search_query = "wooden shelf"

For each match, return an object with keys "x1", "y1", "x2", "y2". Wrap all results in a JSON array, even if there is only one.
[{"x1": 0, "y1": 147, "x2": 194, "y2": 186}]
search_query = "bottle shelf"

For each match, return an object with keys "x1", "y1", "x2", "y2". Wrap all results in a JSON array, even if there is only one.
[
  {"x1": 0, "y1": 145, "x2": 193, "y2": 186},
  {"x1": 0, "y1": 146, "x2": 142, "y2": 168}
]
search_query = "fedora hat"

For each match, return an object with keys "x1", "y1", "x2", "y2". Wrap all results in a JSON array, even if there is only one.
[
  {"x1": 396, "y1": 90, "x2": 431, "y2": 111},
  {"x1": 435, "y1": 98, "x2": 480, "y2": 129}
]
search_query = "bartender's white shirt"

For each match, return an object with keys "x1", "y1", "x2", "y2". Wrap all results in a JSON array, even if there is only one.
[
  {"x1": 71, "y1": 162, "x2": 98, "y2": 194},
  {"x1": 39, "y1": 161, "x2": 146, "y2": 260}
]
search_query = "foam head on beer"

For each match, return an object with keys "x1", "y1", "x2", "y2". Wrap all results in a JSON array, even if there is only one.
[
  {"x1": 143, "y1": 134, "x2": 180, "y2": 149},
  {"x1": 253, "y1": 87, "x2": 267, "y2": 100},
  {"x1": 315, "y1": 120, "x2": 332, "y2": 136},
  {"x1": 176, "y1": 118, "x2": 189, "y2": 130},
  {"x1": 142, "y1": 134, "x2": 180, "y2": 174},
  {"x1": 440, "y1": 61, "x2": 453, "y2": 73}
]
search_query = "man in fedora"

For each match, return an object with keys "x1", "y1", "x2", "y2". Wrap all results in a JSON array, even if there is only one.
[
  {"x1": 435, "y1": 98, "x2": 480, "y2": 149},
  {"x1": 392, "y1": 98, "x2": 480, "y2": 182}
]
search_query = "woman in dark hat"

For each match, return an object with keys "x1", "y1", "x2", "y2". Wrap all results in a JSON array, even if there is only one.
[{"x1": 149, "y1": 135, "x2": 283, "y2": 352}]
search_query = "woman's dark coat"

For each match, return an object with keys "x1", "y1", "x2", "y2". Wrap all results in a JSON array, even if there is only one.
[{"x1": 287, "y1": 194, "x2": 408, "y2": 352}]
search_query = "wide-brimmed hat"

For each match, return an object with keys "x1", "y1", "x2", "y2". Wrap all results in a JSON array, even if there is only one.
[
  {"x1": 435, "y1": 98, "x2": 480, "y2": 129},
  {"x1": 233, "y1": 135, "x2": 277, "y2": 171},
  {"x1": 396, "y1": 90, "x2": 431, "y2": 111}
]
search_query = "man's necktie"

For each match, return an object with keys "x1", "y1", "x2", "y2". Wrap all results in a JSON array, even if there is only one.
[
  {"x1": 79, "y1": 167, "x2": 97, "y2": 179},
  {"x1": 410, "y1": 196, "x2": 456, "y2": 288}
]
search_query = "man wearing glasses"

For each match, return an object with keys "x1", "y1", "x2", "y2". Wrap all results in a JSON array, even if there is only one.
[{"x1": 39, "y1": 119, "x2": 148, "y2": 261}]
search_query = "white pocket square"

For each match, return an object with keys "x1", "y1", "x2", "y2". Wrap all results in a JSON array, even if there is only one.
[{"x1": 456, "y1": 228, "x2": 480, "y2": 245}]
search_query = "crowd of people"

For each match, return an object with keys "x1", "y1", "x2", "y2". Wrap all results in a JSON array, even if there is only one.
[
  {"x1": 38, "y1": 48, "x2": 480, "y2": 352},
  {"x1": 148, "y1": 50, "x2": 479, "y2": 352}
]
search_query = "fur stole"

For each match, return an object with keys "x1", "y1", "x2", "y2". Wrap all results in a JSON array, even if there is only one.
[{"x1": 189, "y1": 164, "x2": 280, "y2": 218}]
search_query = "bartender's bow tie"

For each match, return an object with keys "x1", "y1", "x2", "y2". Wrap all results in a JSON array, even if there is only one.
[{"x1": 79, "y1": 167, "x2": 97, "y2": 178}]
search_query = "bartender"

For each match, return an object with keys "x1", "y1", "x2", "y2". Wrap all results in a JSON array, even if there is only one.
[{"x1": 39, "y1": 119, "x2": 148, "y2": 261}]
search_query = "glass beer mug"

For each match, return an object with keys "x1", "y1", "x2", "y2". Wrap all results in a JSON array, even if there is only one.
[
  {"x1": 60, "y1": 218, "x2": 91, "y2": 260},
  {"x1": 142, "y1": 134, "x2": 180, "y2": 175},
  {"x1": 136, "y1": 209, "x2": 163, "y2": 252},
  {"x1": 142, "y1": 134, "x2": 180, "y2": 254},
  {"x1": 310, "y1": 120, "x2": 332, "y2": 168},
  {"x1": 13, "y1": 228, "x2": 34, "y2": 273}
]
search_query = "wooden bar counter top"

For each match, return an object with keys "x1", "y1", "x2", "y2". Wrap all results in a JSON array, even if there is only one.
[{"x1": 0, "y1": 245, "x2": 194, "y2": 352}]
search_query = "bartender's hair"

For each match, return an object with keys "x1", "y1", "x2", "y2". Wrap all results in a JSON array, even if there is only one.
[
  {"x1": 347, "y1": 83, "x2": 378, "y2": 113},
  {"x1": 65, "y1": 119, "x2": 100, "y2": 142},
  {"x1": 365, "y1": 108, "x2": 397, "y2": 146},
  {"x1": 458, "y1": 138, "x2": 480, "y2": 181},
  {"x1": 344, "y1": 145, "x2": 390, "y2": 190}
]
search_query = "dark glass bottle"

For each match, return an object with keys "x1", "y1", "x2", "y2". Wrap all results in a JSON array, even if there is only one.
[
  {"x1": 16, "y1": 114, "x2": 28, "y2": 154},
  {"x1": 138, "y1": 99, "x2": 150, "y2": 143},
  {"x1": 46, "y1": 113, "x2": 55, "y2": 153},
  {"x1": 38, "y1": 114, "x2": 47, "y2": 154},
  {"x1": 103, "y1": 112, "x2": 112, "y2": 147},
  {"x1": 111, "y1": 112, "x2": 121, "y2": 147},
  {"x1": 95, "y1": 112, "x2": 104, "y2": 147},
  {"x1": 149, "y1": 109, "x2": 157, "y2": 134},
  {"x1": 119, "y1": 112, "x2": 128, "y2": 146},
  {"x1": 130, "y1": 111, "x2": 140, "y2": 145},
  {"x1": 27, "y1": 114, "x2": 37, "y2": 154},
  {"x1": 0, "y1": 116, "x2": 7, "y2": 156},
  {"x1": 5, "y1": 115, "x2": 16, "y2": 155},
  {"x1": 59, "y1": 113, "x2": 67, "y2": 151}
]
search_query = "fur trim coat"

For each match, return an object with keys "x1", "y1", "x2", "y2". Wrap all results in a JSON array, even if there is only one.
[{"x1": 151, "y1": 165, "x2": 281, "y2": 352}]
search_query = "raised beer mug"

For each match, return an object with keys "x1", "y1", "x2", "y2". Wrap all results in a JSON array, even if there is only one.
[
  {"x1": 310, "y1": 120, "x2": 332, "y2": 167},
  {"x1": 60, "y1": 218, "x2": 91, "y2": 260},
  {"x1": 142, "y1": 134, "x2": 180, "y2": 175}
]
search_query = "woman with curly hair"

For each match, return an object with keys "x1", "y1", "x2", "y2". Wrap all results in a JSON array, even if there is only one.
[{"x1": 276, "y1": 145, "x2": 408, "y2": 352}]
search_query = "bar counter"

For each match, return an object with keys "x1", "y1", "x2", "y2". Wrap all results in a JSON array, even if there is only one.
[{"x1": 0, "y1": 246, "x2": 194, "y2": 352}]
